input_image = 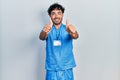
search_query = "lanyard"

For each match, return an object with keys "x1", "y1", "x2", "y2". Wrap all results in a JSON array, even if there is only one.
[
  {"x1": 53, "y1": 24, "x2": 63, "y2": 40},
  {"x1": 56, "y1": 29, "x2": 61, "y2": 40}
]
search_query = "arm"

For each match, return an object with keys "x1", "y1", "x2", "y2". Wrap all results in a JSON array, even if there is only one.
[
  {"x1": 39, "y1": 31, "x2": 48, "y2": 40},
  {"x1": 66, "y1": 19, "x2": 79, "y2": 39},
  {"x1": 39, "y1": 19, "x2": 53, "y2": 40}
]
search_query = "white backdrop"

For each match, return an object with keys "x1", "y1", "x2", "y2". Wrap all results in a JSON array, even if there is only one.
[{"x1": 1, "y1": 0, "x2": 120, "y2": 80}]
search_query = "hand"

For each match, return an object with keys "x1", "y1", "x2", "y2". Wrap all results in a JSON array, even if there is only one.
[
  {"x1": 66, "y1": 19, "x2": 76, "y2": 34},
  {"x1": 43, "y1": 19, "x2": 53, "y2": 34}
]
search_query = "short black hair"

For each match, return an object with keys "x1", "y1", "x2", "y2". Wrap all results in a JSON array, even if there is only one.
[{"x1": 48, "y1": 3, "x2": 65, "y2": 15}]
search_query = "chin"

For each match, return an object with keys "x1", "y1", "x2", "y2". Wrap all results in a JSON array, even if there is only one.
[
  {"x1": 54, "y1": 22, "x2": 61, "y2": 25},
  {"x1": 54, "y1": 21, "x2": 62, "y2": 25}
]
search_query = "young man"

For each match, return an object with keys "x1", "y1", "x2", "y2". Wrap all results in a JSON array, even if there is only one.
[{"x1": 39, "y1": 3, "x2": 79, "y2": 80}]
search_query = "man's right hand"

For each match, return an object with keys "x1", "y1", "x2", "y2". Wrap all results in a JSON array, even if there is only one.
[
  {"x1": 43, "y1": 19, "x2": 53, "y2": 34},
  {"x1": 39, "y1": 19, "x2": 53, "y2": 40}
]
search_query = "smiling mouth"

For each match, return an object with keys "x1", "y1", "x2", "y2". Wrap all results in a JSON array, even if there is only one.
[{"x1": 54, "y1": 18, "x2": 60, "y2": 21}]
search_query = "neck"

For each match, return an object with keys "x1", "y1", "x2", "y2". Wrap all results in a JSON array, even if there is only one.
[{"x1": 54, "y1": 23, "x2": 62, "y2": 29}]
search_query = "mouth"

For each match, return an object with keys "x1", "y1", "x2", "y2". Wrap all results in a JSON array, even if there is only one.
[
  {"x1": 55, "y1": 19, "x2": 59, "y2": 21},
  {"x1": 54, "y1": 18, "x2": 60, "y2": 22}
]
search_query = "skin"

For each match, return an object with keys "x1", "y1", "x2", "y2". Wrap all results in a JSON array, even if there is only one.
[{"x1": 39, "y1": 9, "x2": 79, "y2": 40}]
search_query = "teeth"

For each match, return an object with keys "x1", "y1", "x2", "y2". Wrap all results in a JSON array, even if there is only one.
[{"x1": 55, "y1": 19, "x2": 59, "y2": 21}]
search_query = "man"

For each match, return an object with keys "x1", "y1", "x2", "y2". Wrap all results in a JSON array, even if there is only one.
[{"x1": 39, "y1": 3, "x2": 79, "y2": 80}]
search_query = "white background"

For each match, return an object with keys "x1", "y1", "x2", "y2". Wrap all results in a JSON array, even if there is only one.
[{"x1": 0, "y1": 0, "x2": 120, "y2": 80}]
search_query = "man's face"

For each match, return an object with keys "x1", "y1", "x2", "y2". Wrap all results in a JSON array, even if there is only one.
[{"x1": 50, "y1": 9, "x2": 63, "y2": 25}]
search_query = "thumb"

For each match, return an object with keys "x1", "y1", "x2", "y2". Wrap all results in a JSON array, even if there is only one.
[
  {"x1": 49, "y1": 18, "x2": 53, "y2": 28},
  {"x1": 66, "y1": 19, "x2": 69, "y2": 29}
]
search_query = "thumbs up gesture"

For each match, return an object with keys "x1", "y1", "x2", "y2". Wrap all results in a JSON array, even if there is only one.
[
  {"x1": 66, "y1": 19, "x2": 79, "y2": 39},
  {"x1": 43, "y1": 19, "x2": 53, "y2": 34},
  {"x1": 66, "y1": 19, "x2": 76, "y2": 34}
]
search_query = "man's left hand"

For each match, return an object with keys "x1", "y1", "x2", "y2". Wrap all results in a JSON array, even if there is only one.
[{"x1": 66, "y1": 19, "x2": 76, "y2": 34}]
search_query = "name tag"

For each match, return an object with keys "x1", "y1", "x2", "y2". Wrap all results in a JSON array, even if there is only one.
[{"x1": 53, "y1": 40, "x2": 61, "y2": 46}]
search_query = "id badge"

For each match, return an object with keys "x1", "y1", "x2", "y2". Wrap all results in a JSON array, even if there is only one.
[{"x1": 53, "y1": 40, "x2": 61, "y2": 46}]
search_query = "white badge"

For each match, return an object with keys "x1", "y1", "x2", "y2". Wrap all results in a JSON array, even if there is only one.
[{"x1": 53, "y1": 40, "x2": 61, "y2": 46}]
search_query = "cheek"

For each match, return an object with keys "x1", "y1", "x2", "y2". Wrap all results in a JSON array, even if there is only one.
[
  {"x1": 50, "y1": 15, "x2": 55, "y2": 19},
  {"x1": 59, "y1": 15, "x2": 63, "y2": 19}
]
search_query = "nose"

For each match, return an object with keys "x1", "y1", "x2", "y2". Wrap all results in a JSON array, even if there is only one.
[{"x1": 55, "y1": 13, "x2": 59, "y2": 17}]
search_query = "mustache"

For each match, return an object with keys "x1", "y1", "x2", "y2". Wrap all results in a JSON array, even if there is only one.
[{"x1": 54, "y1": 17, "x2": 60, "y2": 19}]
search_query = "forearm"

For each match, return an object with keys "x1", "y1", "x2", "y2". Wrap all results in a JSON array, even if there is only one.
[{"x1": 39, "y1": 31, "x2": 48, "y2": 40}]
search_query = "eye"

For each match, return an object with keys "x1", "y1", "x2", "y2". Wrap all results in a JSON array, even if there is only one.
[
  {"x1": 58, "y1": 12, "x2": 62, "y2": 15},
  {"x1": 51, "y1": 12, "x2": 55, "y2": 15}
]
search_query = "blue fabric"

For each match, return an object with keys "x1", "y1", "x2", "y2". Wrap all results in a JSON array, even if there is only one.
[
  {"x1": 46, "y1": 68, "x2": 74, "y2": 80},
  {"x1": 45, "y1": 24, "x2": 76, "y2": 70}
]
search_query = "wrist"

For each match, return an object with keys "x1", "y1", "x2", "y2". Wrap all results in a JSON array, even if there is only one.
[{"x1": 71, "y1": 31, "x2": 79, "y2": 39}]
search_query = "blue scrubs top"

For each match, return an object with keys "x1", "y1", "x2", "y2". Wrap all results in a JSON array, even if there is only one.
[{"x1": 45, "y1": 24, "x2": 76, "y2": 70}]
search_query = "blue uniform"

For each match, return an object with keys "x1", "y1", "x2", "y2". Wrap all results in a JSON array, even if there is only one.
[
  {"x1": 46, "y1": 68, "x2": 74, "y2": 80},
  {"x1": 45, "y1": 24, "x2": 76, "y2": 80}
]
